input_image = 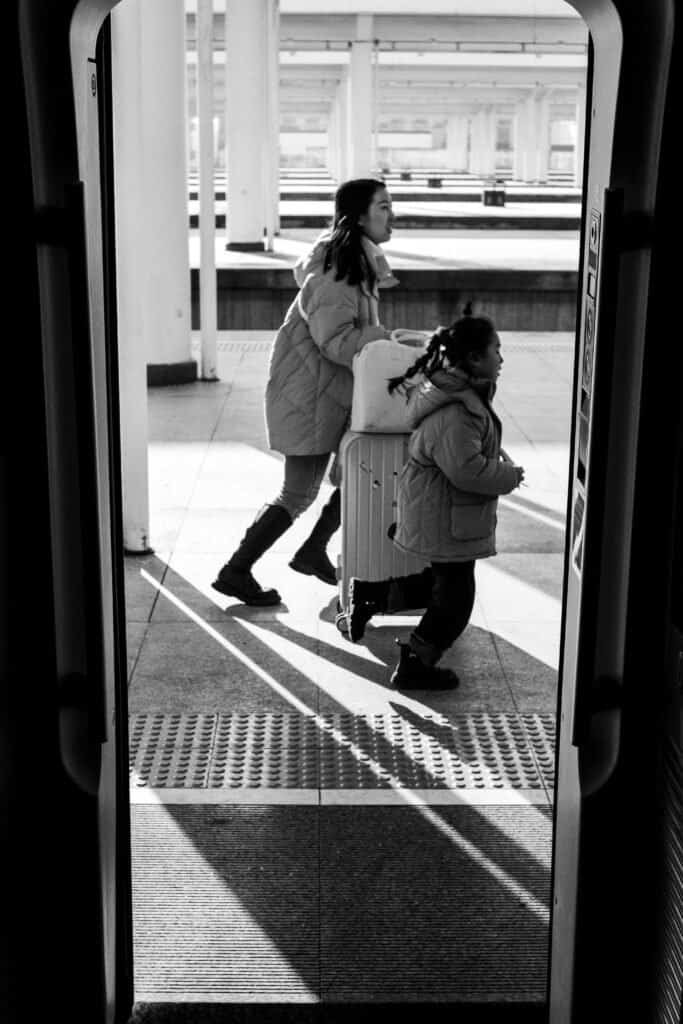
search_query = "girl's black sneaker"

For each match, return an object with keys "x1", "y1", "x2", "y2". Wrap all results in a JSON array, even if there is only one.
[
  {"x1": 347, "y1": 578, "x2": 386, "y2": 642},
  {"x1": 390, "y1": 641, "x2": 460, "y2": 690}
]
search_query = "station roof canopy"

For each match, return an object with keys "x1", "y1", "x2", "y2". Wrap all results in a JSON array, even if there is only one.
[{"x1": 185, "y1": 0, "x2": 581, "y2": 14}]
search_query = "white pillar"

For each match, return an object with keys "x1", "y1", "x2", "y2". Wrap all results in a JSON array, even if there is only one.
[
  {"x1": 521, "y1": 91, "x2": 538, "y2": 182},
  {"x1": 111, "y1": 0, "x2": 151, "y2": 553},
  {"x1": 537, "y1": 92, "x2": 551, "y2": 183},
  {"x1": 334, "y1": 79, "x2": 349, "y2": 184},
  {"x1": 139, "y1": 0, "x2": 194, "y2": 380},
  {"x1": 197, "y1": 0, "x2": 218, "y2": 381},
  {"x1": 327, "y1": 101, "x2": 338, "y2": 181},
  {"x1": 575, "y1": 84, "x2": 586, "y2": 187},
  {"x1": 264, "y1": 0, "x2": 280, "y2": 247},
  {"x1": 224, "y1": 0, "x2": 276, "y2": 250},
  {"x1": 470, "y1": 110, "x2": 487, "y2": 177},
  {"x1": 513, "y1": 102, "x2": 525, "y2": 181},
  {"x1": 483, "y1": 107, "x2": 496, "y2": 177},
  {"x1": 347, "y1": 14, "x2": 374, "y2": 179},
  {"x1": 446, "y1": 114, "x2": 468, "y2": 171}
]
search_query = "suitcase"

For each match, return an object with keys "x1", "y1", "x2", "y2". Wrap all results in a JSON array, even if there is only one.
[{"x1": 336, "y1": 430, "x2": 429, "y2": 619}]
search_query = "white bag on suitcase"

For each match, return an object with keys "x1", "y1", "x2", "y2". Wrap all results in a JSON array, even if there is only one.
[
  {"x1": 336, "y1": 430, "x2": 429, "y2": 613},
  {"x1": 349, "y1": 330, "x2": 430, "y2": 433}
]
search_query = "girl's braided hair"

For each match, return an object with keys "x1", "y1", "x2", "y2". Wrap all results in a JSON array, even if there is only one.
[
  {"x1": 323, "y1": 178, "x2": 385, "y2": 289},
  {"x1": 387, "y1": 301, "x2": 496, "y2": 395}
]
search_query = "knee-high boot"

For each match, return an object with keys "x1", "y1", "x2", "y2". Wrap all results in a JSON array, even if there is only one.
[
  {"x1": 212, "y1": 504, "x2": 292, "y2": 606},
  {"x1": 288, "y1": 488, "x2": 341, "y2": 586}
]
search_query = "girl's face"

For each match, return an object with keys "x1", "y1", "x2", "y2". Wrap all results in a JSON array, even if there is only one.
[
  {"x1": 358, "y1": 187, "x2": 394, "y2": 244},
  {"x1": 469, "y1": 333, "x2": 503, "y2": 381}
]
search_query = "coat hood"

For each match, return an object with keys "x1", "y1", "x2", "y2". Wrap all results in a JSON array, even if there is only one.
[
  {"x1": 293, "y1": 231, "x2": 399, "y2": 290},
  {"x1": 405, "y1": 367, "x2": 497, "y2": 429}
]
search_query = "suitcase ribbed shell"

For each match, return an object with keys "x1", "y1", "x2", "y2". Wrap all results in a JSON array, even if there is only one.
[{"x1": 337, "y1": 430, "x2": 429, "y2": 611}]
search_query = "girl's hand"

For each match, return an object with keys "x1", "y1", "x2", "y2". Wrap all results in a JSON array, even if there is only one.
[{"x1": 514, "y1": 466, "x2": 526, "y2": 488}]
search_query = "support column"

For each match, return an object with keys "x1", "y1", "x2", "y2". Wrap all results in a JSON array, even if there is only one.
[
  {"x1": 264, "y1": 0, "x2": 280, "y2": 248},
  {"x1": 197, "y1": 0, "x2": 218, "y2": 380},
  {"x1": 446, "y1": 114, "x2": 468, "y2": 172},
  {"x1": 327, "y1": 101, "x2": 338, "y2": 181},
  {"x1": 513, "y1": 102, "x2": 526, "y2": 181},
  {"x1": 483, "y1": 106, "x2": 496, "y2": 177},
  {"x1": 347, "y1": 14, "x2": 374, "y2": 179},
  {"x1": 469, "y1": 109, "x2": 487, "y2": 177},
  {"x1": 575, "y1": 84, "x2": 586, "y2": 187},
  {"x1": 139, "y1": 0, "x2": 195, "y2": 383},
  {"x1": 111, "y1": 0, "x2": 151, "y2": 552},
  {"x1": 520, "y1": 90, "x2": 541, "y2": 182},
  {"x1": 537, "y1": 91, "x2": 551, "y2": 183},
  {"x1": 224, "y1": 0, "x2": 273, "y2": 250},
  {"x1": 333, "y1": 78, "x2": 349, "y2": 184}
]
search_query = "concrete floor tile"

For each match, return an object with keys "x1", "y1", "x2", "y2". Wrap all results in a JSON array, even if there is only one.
[
  {"x1": 487, "y1": 619, "x2": 561, "y2": 674},
  {"x1": 188, "y1": 443, "x2": 284, "y2": 508},
  {"x1": 147, "y1": 442, "x2": 208, "y2": 508},
  {"x1": 128, "y1": 670, "x2": 314, "y2": 714},
  {"x1": 504, "y1": 669, "x2": 559, "y2": 714},
  {"x1": 495, "y1": 504, "x2": 565, "y2": 554},
  {"x1": 476, "y1": 558, "x2": 563, "y2": 622},
  {"x1": 147, "y1": 509, "x2": 186, "y2": 551},
  {"x1": 126, "y1": 622, "x2": 148, "y2": 681},
  {"x1": 489, "y1": 553, "x2": 565, "y2": 601},
  {"x1": 147, "y1": 394, "x2": 228, "y2": 444},
  {"x1": 124, "y1": 554, "x2": 166, "y2": 621},
  {"x1": 128, "y1": 620, "x2": 321, "y2": 714}
]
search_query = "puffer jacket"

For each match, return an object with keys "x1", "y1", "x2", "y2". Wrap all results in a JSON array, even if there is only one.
[
  {"x1": 392, "y1": 367, "x2": 519, "y2": 562},
  {"x1": 265, "y1": 234, "x2": 398, "y2": 455}
]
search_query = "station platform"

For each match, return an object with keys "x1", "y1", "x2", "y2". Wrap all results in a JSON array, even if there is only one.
[
  {"x1": 187, "y1": 173, "x2": 582, "y2": 230},
  {"x1": 189, "y1": 198, "x2": 581, "y2": 231},
  {"x1": 189, "y1": 226, "x2": 580, "y2": 272},
  {"x1": 188, "y1": 227, "x2": 581, "y2": 333},
  {"x1": 125, "y1": 329, "x2": 572, "y2": 1008}
]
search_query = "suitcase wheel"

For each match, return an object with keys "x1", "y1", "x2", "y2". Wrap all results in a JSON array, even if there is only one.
[{"x1": 335, "y1": 610, "x2": 350, "y2": 637}]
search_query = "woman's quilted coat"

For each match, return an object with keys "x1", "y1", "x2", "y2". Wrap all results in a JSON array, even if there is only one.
[
  {"x1": 264, "y1": 234, "x2": 397, "y2": 455},
  {"x1": 392, "y1": 368, "x2": 519, "y2": 562}
]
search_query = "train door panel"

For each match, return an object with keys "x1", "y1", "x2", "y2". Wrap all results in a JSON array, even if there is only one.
[
  {"x1": 551, "y1": 1, "x2": 677, "y2": 1020},
  {"x1": 17, "y1": 2, "x2": 133, "y2": 1021},
  {"x1": 70, "y1": 14, "x2": 125, "y2": 1017}
]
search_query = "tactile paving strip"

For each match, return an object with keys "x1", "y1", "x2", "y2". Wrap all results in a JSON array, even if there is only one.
[{"x1": 129, "y1": 712, "x2": 555, "y2": 791}]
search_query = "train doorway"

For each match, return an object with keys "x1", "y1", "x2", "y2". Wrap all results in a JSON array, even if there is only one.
[{"x1": 8, "y1": 1, "x2": 679, "y2": 1022}]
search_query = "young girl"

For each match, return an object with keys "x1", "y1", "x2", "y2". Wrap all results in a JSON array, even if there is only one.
[
  {"x1": 344, "y1": 304, "x2": 525, "y2": 689},
  {"x1": 212, "y1": 178, "x2": 398, "y2": 606}
]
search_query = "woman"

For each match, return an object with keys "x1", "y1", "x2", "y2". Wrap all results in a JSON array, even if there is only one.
[{"x1": 212, "y1": 178, "x2": 397, "y2": 606}]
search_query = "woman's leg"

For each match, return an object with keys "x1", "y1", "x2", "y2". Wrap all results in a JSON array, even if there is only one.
[
  {"x1": 212, "y1": 454, "x2": 330, "y2": 605},
  {"x1": 273, "y1": 453, "x2": 332, "y2": 519},
  {"x1": 287, "y1": 455, "x2": 342, "y2": 585}
]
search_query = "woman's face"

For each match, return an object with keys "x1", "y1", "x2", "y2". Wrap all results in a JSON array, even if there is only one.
[{"x1": 358, "y1": 187, "x2": 394, "y2": 244}]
